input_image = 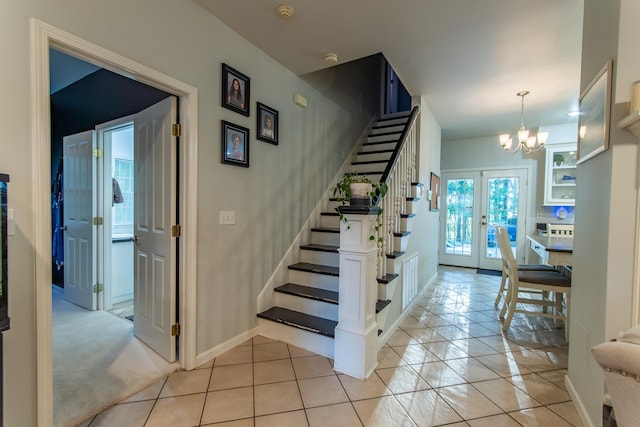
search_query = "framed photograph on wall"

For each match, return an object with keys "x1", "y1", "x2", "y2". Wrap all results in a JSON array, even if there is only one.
[
  {"x1": 221, "y1": 120, "x2": 250, "y2": 167},
  {"x1": 430, "y1": 172, "x2": 440, "y2": 212},
  {"x1": 221, "y1": 63, "x2": 250, "y2": 116},
  {"x1": 577, "y1": 60, "x2": 612, "y2": 164},
  {"x1": 256, "y1": 102, "x2": 279, "y2": 145}
]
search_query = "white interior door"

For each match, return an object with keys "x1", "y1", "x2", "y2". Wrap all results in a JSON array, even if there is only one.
[
  {"x1": 133, "y1": 96, "x2": 177, "y2": 362},
  {"x1": 440, "y1": 168, "x2": 528, "y2": 270},
  {"x1": 63, "y1": 130, "x2": 97, "y2": 310}
]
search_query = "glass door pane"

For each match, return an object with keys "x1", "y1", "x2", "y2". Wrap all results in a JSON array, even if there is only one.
[
  {"x1": 485, "y1": 176, "x2": 520, "y2": 260},
  {"x1": 445, "y1": 178, "x2": 475, "y2": 256}
]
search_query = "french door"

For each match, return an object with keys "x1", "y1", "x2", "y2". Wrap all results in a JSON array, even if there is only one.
[{"x1": 439, "y1": 168, "x2": 529, "y2": 270}]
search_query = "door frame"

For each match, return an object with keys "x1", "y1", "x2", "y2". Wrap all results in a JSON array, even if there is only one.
[
  {"x1": 31, "y1": 19, "x2": 199, "y2": 426},
  {"x1": 440, "y1": 166, "x2": 532, "y2": 269}
]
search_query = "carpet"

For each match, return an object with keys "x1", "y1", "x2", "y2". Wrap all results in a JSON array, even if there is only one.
[
  {"x1": 52, "y1": 287, "x2": 178, "y2": 427},
  {"x1": 476, "y1": 268, "x2": 502, "y2": 277}
]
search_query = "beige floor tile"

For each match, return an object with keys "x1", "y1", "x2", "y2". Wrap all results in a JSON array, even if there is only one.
[
  {"x1": 145, "y1": 393, "x2": 207, "y2": 427},
  {"x1": 433, "y1": 325, "x2": 469, "y2": 341},
  {"x1": 506, "y1": 373, "x2": 570, "y2": 405},
  {"x1": 88, "y1": 401, "x2": 154, "y2": 427},
  {"x1": 200, "y1": 387, "x2": 254, "y2": 424},
  {"x1": 437, "y1": 384, "x2": 503, "y2": 419},
  {"x1": 391, "y1": 344, "x2": 439, "y2": 365},
  {"x1": 253, "y1": 341, "x2": 291, "y2": 362},
  {"x1": 466, "y1": 413, "x2": 521, "y2": 426},
  {"x1": 158, "y1": 368, "x2": 211, "y2": 397},
  {"x1": 537, "y1": 369, "x2": 568, "y2": 391},
  {"x1": 375, "y1": 365, "x2": 430, "y2": 394},
  {"x1": 509, "y1": 348, "x2": 567, "y2": 372},
  {"x1": 386, "y1": 329, "x2": 419, "y2": 346},
  {"x1": 338, "y1": 373, "x2": 391, "y2": 401},
  {"x1": 415, "y1": 360, "x2": 466, "y2": 388},
  {"x1": 196, "y1": 358, "x2": 214, "y2": 369},
  {"x1": 210, "y1": 362, "x2": 253, "y2": 391},
  {"x1": 473, "y1": 378, "x2": 542, "y2": 412},
  {"x1": 352, "y1": 396, "x2": 417, "y2": 427},
  {"x1": 288, "y1": 344, "x2": 318, "y2": 358},
  {"x1": 298, "y1": 375, "x2": 349, "y2": 408},
  {"x1": 254, "y1": 358, "x2": 296, "y2": 385},
  {"x1": 255, "y1": 410, "x2": 309, "y2": 427},
  {"x1": 450, "y1": 337, "x2": 500, "y2": 357},
  {"x1": 475, "y1": 353, "x2": 533, "y2": 377},
  {"x1": 404, "y1": 327, "x2": 448, "y2": 344},
  {"x1": 292, "y1": 355, "x2": 335, "y2": 379},
  {"x1": 423, "y1": 340, "x2": 469, "y2": 360},
  {"x1": 254, "y1": 380, "x2": 304, "y2": 416},
  {"x1": 253, "y1": 335, "x2": 278, "y2": 345},
  {"x1": 444, "y1": 357, "x2": 501, "y2": 383},
  {"x1": 215, "y1": 345, "x2": 253, "y2": 366},
  {"x1": 547, "y1": 401, "x2": 584, "y2": 426},
  {"x1": 123, "y1": 379, "x2": 165, "y2": 402},
  {"x1": 399, "y1": 316, "x2": 429, "y2": 329},
  {"x1": 476, "y1": 335, "x2": 525, "y2": 354},
  {"x1": 395, "y1": 389, "x2": 463, "y2": 426},
  {"x1": 508, "y1": 406, "x2": 574, "y2": 426},
  {"x1": 376, "y1": 347, "x2": 407, "y2": 368},
  {"x1": 202, "y1": 418, "x2": 254, "y2": 427},
  {"x1": 306, "y1": 402, "x2": 363, "y2": 427}
]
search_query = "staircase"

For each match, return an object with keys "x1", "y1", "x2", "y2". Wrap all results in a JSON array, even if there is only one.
[{"x1": 257, "y1": 109, "x2": 422, "y2": 359}]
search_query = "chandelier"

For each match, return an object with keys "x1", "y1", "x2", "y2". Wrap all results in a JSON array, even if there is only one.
[{"x1": 499, "y1": 90, "x2": 549, "y2": 153}]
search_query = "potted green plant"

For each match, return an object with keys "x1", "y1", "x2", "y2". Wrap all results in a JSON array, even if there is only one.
[
  {"x1": 331, "y1": 172, "x2": 388, "y2": 242},
  {"x1": 553, "y1": 153, "x2": 565, "y2": 167}
]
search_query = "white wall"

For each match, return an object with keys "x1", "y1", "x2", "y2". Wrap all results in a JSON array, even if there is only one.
[
  {"x1": 568, "y1": 0, "x2": 640, "y2": 425},
  {"x1": 0, "y1": 1, "x2": 380, "y2": 425}
]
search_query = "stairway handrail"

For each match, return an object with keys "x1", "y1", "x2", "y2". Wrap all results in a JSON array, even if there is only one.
[{"x1": 374, "y1": 106, "x2": 420, "y2": 205}]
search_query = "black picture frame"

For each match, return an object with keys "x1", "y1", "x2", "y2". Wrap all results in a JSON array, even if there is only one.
[
  {"x1": 221, "y1": 63, "x2": 250, "y2": 116},
  {"x1": 221, "y1": 121, "x2": 250, "y2": 168},
  {"x1": 256, "y1": 102, "x2": 279, "y2": 145},
  {"x1": 430, "y1": 172, "x2": 440, "y2": 212}
]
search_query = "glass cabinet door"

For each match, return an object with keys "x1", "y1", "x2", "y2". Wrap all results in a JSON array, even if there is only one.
[{"x1": 544, "y1": 143, "x2": 577, "y2": 206}]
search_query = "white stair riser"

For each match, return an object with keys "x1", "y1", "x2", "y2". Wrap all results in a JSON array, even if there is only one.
[
  {"x1": 404, "y1": 200, "x2": 419, "y2": 215},
  {"x1": 326, "y1": 200, "x2": 343, "y2": 211},
  {"x1": 258, "y1": 319, "x2": 334, "y2": 359},
  {"x1": 376, "y1": 301, "x2": 392, "y2": 328},
  {"x1": 386, "y1": 257, "x2": 402, "y2": 275},
  {"x1": 350, "y1": 162, "x2": 386, "y2": 174},
  {"x1": 361, "y1": 142, "x2": 397, "y2": 152},
  {"x1": 319, "y1": 215, "x2": 340, "y2": 229},
  {"x1": 311, "y1": 230, "x2": 340, "y2": 246},
  {"x1": 367, "y1": 133, "x2": 400, "y2": 144},
  {"x1": 400, "y1": 216, "x2": 415, "y2": 231},
  {"x1": 394, "y1": 235, "x2": 409, "y2": 252},
  {"x1": 370, "y1": 125, "x2": 405, "y2": 135},
  {"x1": 288, "y1": 270, "x2": 338, "y2": 292},
  {"x1": 378, "y1": 278, "x2": 399, "y2": 300},
  {"x1": 410, "y1": 185, "x2": 424, "y2": 199},
  {"x1": 300, "y1": 249, "x2": 339, "y2": 267},
  {"x1": 378, "y1": 114, "x2": 409, "y2": 124},
  {"x1": 274, "y1": 292, "x2": 338, "y2": 321},
  {"x1": 354, "y1": 152, "x2": 393, "y2": 163}
]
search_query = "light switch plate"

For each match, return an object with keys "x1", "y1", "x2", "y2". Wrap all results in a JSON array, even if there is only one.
[{"x1": 219, "y1": 210, "x2": 235, "y2": 225}]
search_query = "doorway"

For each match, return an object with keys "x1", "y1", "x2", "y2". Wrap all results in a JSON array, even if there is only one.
[
  {"x1": 33, "y1": 18, "x2": 199, "y2": 425},
  {"x1": 439, "y1": 168, "x2": 529, "y2": 270}
]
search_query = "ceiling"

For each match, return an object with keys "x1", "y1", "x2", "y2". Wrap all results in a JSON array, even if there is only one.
[{"x1": 195, "y1": 0, "x2": 584, "y2": 141}]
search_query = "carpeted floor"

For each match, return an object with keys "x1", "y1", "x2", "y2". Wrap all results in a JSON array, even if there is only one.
[{"x1": 52, "y1": 286, "x2": 178, "y2": 427}]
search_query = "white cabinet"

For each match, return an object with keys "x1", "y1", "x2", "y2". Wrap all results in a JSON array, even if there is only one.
[{"x1": 544, "y1": 143, "x2": 577, "y2": 206}]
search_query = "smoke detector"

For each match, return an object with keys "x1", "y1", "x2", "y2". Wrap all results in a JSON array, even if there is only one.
[
  {"x1": 323, "y1": 53, "x2": 338, "y2": 66},
  {"x1": 276, "y1": 5, "x2": 294, "y2": 18}
]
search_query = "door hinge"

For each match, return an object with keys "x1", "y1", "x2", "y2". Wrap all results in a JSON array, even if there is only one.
[
  {"x1": 172, "y1": 224, "x2": 181, "y2": 237},
  {"x1": 172, "y1": 123, "x2": 182, "y2": 137},
  {"x1": 93, "y1": 283, "x2": 104, "y2": 293},
  {"x1": 93, "y1": 217, "x2": 103, "y2": 226},
  {"x1": 171, "y1": 323, "x2": 180, "y2": 336},
  {"x1": 93, "y1": 148, "x2": 103, "y2": 158}
]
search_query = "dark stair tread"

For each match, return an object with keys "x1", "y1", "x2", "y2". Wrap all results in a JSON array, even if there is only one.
[
  {"x1": 257, "y1": 307, "x2": 337, "y2": 338},
  {"x1": 367, "y1": 130, "x2": 403, "y2": 138},
  {"x1": 351, "y1": 160, "x2": 389, "y2": 166},
  {"x1": 386, "y1": 251, "x2": 405, "y2": 259},
  {"x1": 300, "y1": 243, "x2": 339, "y2": 253},
  {"x1": 320, "y1": 212, "x2": 340, "y2": 217},
  {"x1": 288, "y1": 262, "x2": 339, "y2": 277},
  {"x1": 275, "y1": 283, "x2": 339, "y2": 304},
  {"x1": 357, "y1": 149, "x2": 395, "y2": 155},
  {"x1": 311, "y1": 227, "x2": 340, "y2": 234},
  {"x1": 394, "y1": 231, "x2": 411, "y2": 237},
  {"x1": 377, "y1": 273, "x2": 399, "y2": 284},
  {"x1": 401, "y1": 213, "x2": 416, "y2": 218},
  {"x1": 407, "y1": 197, "x2": 420, "y2": 202},
  {"x1": 362, "y1": 140, "x2": 399, "y2": 146},
  {"x1": 378, "y1": 329, "x2": 383, "y2": 336},
  {"x1": 411, "y1": 182, "x2": 425, "y2": 187},
  {"x1": 376, "y1": 299, "x2": 391, "y2": 313}
]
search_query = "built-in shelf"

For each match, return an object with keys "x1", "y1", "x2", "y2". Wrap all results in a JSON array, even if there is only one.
[{"x1": 618, "y1": 110, "x2": 640, "y2": 139}]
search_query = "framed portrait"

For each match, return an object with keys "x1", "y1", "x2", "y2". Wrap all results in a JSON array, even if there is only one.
[
  {"x1": 221, "y1": 120, "x2": 250, "y2": 167},
  {"x1": 256, "y1": 102, "x2": 279, "y2": 145},
  {"x1": 221, "y1": 63, "x2": 250, "y2": 116},
  {"x1": 430, "y1": 172, "x2": 440, "y2": 212},
  {"x1": 577, "y1": 60, "x2": 612, "y2": 164}
]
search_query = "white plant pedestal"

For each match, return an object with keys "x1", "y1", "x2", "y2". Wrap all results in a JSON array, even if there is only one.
[{"x1": 333, "y1": 206, "x2": 380, "y2": 379}]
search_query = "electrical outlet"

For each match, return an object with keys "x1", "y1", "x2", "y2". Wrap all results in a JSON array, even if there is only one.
[
  {"x1": 219, "y1": 211, "x2": 235, "y2": 225},
  {"x1": 536, "y1": 213, "x2": 542, "y2": 219}
]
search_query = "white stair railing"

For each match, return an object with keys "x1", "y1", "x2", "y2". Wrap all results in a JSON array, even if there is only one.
[{"x1": 376, "y1": 107, "x2": 420, "y2": 278}]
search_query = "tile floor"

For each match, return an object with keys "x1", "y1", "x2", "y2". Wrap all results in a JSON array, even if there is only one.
[{"x1": 80, "y1": 266, "x2": 583, "y2": 426}]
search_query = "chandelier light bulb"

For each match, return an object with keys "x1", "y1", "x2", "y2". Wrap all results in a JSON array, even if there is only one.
[{"x1": 499, "y1": 90, "x2": 548, "y2": 154}]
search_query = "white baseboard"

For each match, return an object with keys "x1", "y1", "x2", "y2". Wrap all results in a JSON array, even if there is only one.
[
  {"x1": 195, "y1": 327, "x2": 260, "y2": 368},
  {"x1": 565, "y1": 374, "x2": 597, "y2": 427}
]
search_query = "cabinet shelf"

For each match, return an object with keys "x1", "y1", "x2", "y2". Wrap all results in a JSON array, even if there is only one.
[{"x1": 544, "y1": 143, "x2": 577, "y2": 206}]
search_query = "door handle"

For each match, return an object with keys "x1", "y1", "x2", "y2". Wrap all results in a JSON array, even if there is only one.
[
  {"x1": 62, "y1": 225, "x2": 68, "y2": 231},
  {"x1": 481, "y1": 221, "x2": 487, "y2": 225}
]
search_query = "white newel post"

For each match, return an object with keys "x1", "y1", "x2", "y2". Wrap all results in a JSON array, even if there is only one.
[{"x1": 334, "y1": 206, "x2": 379, "y2": 379}]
